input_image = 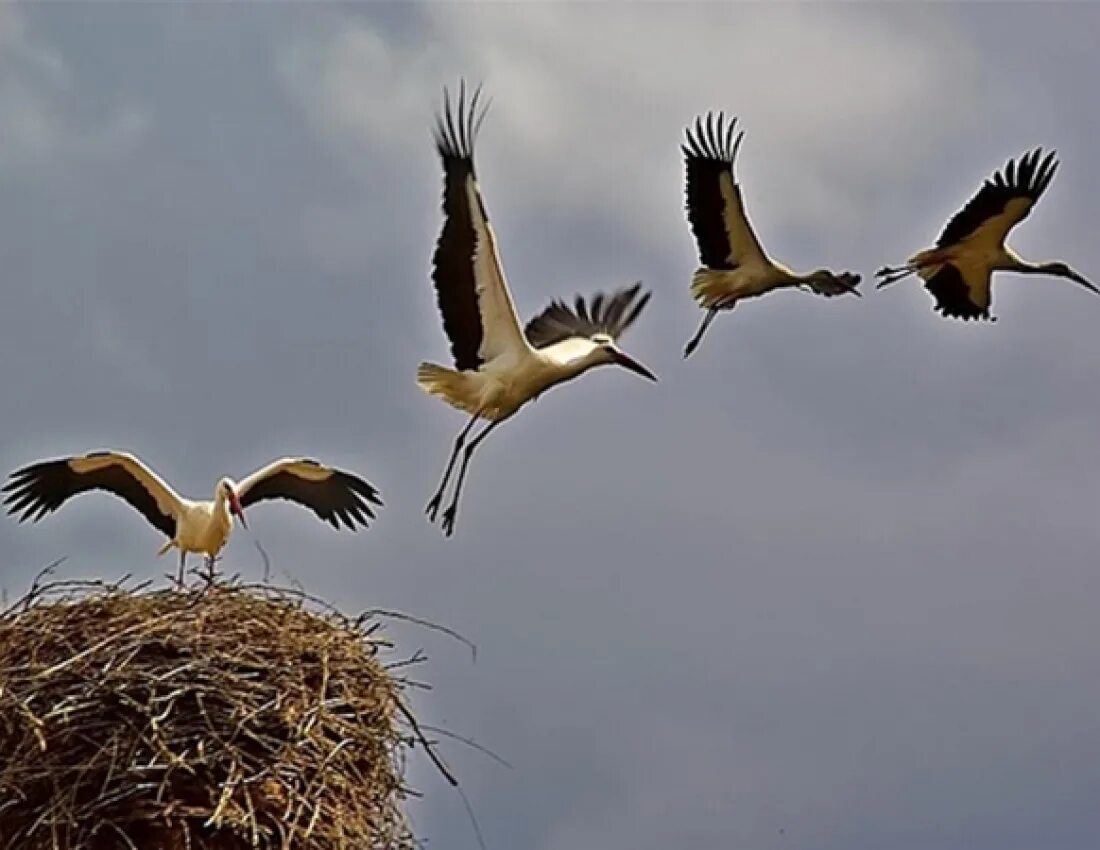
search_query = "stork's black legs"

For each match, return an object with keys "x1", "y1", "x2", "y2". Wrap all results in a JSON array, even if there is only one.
[
  {"x1": 875, "y1": 265, "x2": 916, "y2": 288},
  {"x1": 177, "y1": 550, "x2": 186, "y2": 586},
  {"x1": 441, "y1": 419, "x2": 501, "y2": 537},
  {"x1": 426, "y1": 413, "x2": 480, "y2": 521},
  {"x1": 683, "y1": 306, "x2": 723, "y2": 359}
]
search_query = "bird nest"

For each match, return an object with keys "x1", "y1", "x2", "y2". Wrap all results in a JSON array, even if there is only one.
[{"x1": 0, "y1": 576, "x2": 425, "y2": 850}]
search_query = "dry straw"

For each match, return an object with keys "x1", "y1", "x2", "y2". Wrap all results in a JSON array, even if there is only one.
[{"x1": 0, "y1": 574, "x2": 429, "y2": 850}]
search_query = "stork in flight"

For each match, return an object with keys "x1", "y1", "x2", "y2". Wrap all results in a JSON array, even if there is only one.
[
  {"x1": 876, "y1": 147, "x2": 1098, "y2": 321},
  {"x1": 418, "y1": 82, "x2": 657, "y2": 536},
  {"x1": 682, "y1": 112, "x2": 861, "y2": 358},
  {"x1": 3, "y1": 451, "x2": 382, "y2": 581}
]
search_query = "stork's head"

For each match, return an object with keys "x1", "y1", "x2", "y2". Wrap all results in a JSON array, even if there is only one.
[
  {"x1": 217, "y1": 477, "x2": 247, "y2": 528},
  {"x1": 589, "y1": 333, "x2": 658, "y2": 382}
]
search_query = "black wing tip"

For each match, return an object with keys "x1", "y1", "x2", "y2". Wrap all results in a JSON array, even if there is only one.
[
  {"x1": 5, "y1": 457, "x2": 67, "y2": 483},
  {"x1": 434, "y1": 79, "x2": 491, "y2": 163},
  {"x1": 2, "y1": 472, "x2": 58, "y2": 522},
  {"x1": 333, "y1": 469, "x2": 384, "y2": 529},
  {"x1": 935, "y1": 305, "x2": 994, "y2": 322},
  {"x1": 997, "y1": 146, "x2": 1060, "y2": 197},
  {"x1": 2, "y1": 460, "x2": 69, "y2": 511},
  {"x1": 576, "y1": 281, "x2": 652, "y2": 339},
  {"x1": 683, "y1": 110, "x2": 742, "y2": 166}
]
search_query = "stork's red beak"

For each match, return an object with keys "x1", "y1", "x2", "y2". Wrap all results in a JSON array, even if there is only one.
[
  {"x1": 229, "y1": 492, "x2": 247, "y2": 528},
  {"x1": 612, "y1": 350, "x2": 658, "y2": 382}
]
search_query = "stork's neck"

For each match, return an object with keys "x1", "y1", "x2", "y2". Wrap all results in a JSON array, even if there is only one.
[
  {"x1": 1002, "y1": 247, "x2": 1043, "y2": 273},
  {"x1": 209, "y1": 488, "x2": 234, "y2": 536},
  {"x1": 1014, "y1": 260, "x2": 1058, "y2": 274},
  {"x1": 538, "y1": 340, "x2": 603, "y2": 376},
  {"x1": 211, "y1": 484, "x2": 235, "y2": 525}
]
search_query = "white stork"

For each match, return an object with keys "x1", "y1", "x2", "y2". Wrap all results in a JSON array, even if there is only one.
[
  {"x1": 418, "y1": 82, "x2": 657, "y2": 537},
  {"x1": 876, "y1": 147, "x2": 1098, "y2": 321},
  {"x1": 682, "y1": 112, "x2": 861, "y2": 358},
  {"x1": 3, "y1": 451, "x2": 382, "y2": 581}
]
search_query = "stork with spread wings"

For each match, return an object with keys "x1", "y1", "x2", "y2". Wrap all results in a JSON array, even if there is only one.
[{"x1": 417, "y1": 82, "x2": 656, "y2": 537}]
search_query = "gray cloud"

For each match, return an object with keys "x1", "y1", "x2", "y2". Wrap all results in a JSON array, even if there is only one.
[{"x1": 3, "y1": 3, "x2": 1100, "y2": 850}]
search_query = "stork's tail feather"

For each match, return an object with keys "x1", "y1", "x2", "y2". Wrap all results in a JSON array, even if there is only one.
[
  {"x1": 417, "y1": 362, "x2": 481, "y2": 415},
  {"x1": 690, "y1": 267, "x2": 738, "y2": 309}
]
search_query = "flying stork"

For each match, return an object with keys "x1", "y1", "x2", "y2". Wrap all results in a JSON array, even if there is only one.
[
  {"x1": 876, "y1": 147, "x2": 1098, "y2": 321},
  {"x1": 3, "y1": 451, "x2": 382, "y2": 581},
  {"x1": 418, "y1": 82, "x2": 657, "y2": 537},
  {"x1": 681, "y1": 112, "x2": 861, "y2": 358}
]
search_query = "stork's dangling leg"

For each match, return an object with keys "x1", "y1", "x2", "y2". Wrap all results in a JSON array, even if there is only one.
[
  {"x1": 177, "y1": 550, "x2": 187, "y2": 586},
  {"x1": 683, "y1": 306, "x2": 723, "y2": 359},
  {"x1": 441, "y1": 419, "x2": 502, "y2": 537},
  {"x1": 200, "y1": 554, "x2": 218, "y2": 585},
  {"x1": 875, "y1": 265, "x2": 917, "y2": 288},
  {"x1": 426, "y1": 413, "x2": 479, "y2": 521}
]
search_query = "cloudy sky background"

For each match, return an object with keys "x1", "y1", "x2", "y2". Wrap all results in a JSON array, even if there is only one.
[{"x1": 3, "y1": 3, "x2": 1100, "y2": 848}]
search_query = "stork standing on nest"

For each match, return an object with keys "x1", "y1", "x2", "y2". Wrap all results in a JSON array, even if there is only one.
[
  {"x1": 418, "y1": 82, "x2": 657, "y2": 536},
  {"x1": 681, "y1": 112, "x2": 861, "y2": 358},
  {"x1": 876, "y1": 147, "x2": 1098, "y2": 321},
  {"x1": 3, "y1": 452, "x2": 382, "y2": 581}
]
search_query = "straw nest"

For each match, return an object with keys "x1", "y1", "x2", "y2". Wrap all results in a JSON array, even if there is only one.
[{"x1": 0, "y1": 576, "x2": 424, "y2": 850}]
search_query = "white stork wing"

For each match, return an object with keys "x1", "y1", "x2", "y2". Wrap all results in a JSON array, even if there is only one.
[
  {"x1": 936, "y1": 148, "x2": 1058, "y2": 249},
  {"x1": 683, "y1": 112, "x2": 767, "y2": 270},
  {"x1": 431, "y1": 82, "x2": 529, "y2": 372},
  {"x1": 3, "y1": 451, "x2": 182, "y2": 537},
  {"x1": 236, "y1": 458, "x2": 382, "y2": 531},
  {"x1": 524, "y1": 282, "x2": 652, "y2": 349}
]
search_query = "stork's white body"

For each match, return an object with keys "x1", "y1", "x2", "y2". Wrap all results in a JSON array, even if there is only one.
[
  {"x1": 419, "y1": 339, "x2": 603, "y2": 421},
  {"x1": 691, "y1": 260, "x2": 804, "y2": 309},
  {"x1": 904, "y1": 240, "x2": 1028, "y2": 306},
  {"x1": 160, "y1": 494, "x2": 234, "y2": 559}
]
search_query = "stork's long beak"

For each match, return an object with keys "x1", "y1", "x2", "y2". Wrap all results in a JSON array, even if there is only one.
[
  {"x1": 612, "y1": 349, "x2": 658, "y2": 382},
  {"x1": 1069, "y1": 270, "x2": 1100, "y2": 295},
  {"x1": 229, "y1": 492, "x2": 248, "y2": 528}
]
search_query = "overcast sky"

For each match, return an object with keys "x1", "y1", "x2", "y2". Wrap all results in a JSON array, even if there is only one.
[{"x1": 3, "y1": 3, "x2": 1100, "y2": 849}]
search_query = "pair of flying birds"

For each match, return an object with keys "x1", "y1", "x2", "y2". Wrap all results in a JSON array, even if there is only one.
[{"x1": 5, "y1": 83, "x2": 1096, "y2": 566}]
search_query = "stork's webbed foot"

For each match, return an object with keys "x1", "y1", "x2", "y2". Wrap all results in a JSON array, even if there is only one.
[{"x1": 426, "y1": 493, "x2": 443, "y2": 522}]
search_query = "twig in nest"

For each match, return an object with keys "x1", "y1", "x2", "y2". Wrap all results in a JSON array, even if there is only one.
[
  {"x1": 391, "y1": 696, "x2": 457, "y2": 787},
  {"x1": 366, "y1": 608, "x2": 477, "y2": 662},
  {"x1": 242, "y1": 527, "x2": 273, "y2": 583},
  {"x1": 420, "y1": 724, "x2": 513, "y2": 770}
]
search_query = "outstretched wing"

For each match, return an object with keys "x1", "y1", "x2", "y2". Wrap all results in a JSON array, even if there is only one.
[
  {"x1": 431, "y1": 81, "x2": 529, "y2": 371},
  {"x1": 236, "y1": 458, "x2": 382, "y2": 531},
  {"x1": 524, "y1": 282, "x2": 652, "y2": 349},
  {"x1": 3, "y1": 451, "x2": 181, "y2": 537},
  {"x1": 683, "y1": 112, "x2": 767, "y2": 270},
  {"x1": 936, "y1": 148, "x2": 1058, "y2": 249}
]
